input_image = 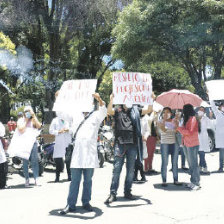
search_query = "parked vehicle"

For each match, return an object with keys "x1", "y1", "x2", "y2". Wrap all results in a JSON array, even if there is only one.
[
  {"x1": 98, "y1": 125, "x2": 114, "y2": 163},
  {"x1": 37, "y1": 136, "x2": 55, "y2": 168}
]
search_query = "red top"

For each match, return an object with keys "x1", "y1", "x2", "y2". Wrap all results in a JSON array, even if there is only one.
[
  {"x1": 7, "y1": 121, "x2": 17, "y2": 132},
  {"x1": 177, "y1": 116, "x2": 199, "y2": 148}
]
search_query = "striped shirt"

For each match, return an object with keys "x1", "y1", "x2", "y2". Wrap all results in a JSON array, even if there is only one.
[{"x1": 160, "y1": 121, "x2": 176, "y2": 144}]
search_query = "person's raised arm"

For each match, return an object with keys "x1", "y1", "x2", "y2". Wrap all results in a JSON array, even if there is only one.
[{"x1": 107, "y1": 93, "x2": 115, "y2": 116}]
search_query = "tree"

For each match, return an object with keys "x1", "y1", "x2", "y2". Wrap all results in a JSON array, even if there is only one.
[
  {"x1": 0, "y1": 0, "x2": 132, "y2": 121},
  {"x1": 0, "y1": 32, "x2": 16, "y2": 122},
  {"x1": 112, "y1": 0, "x2": 224, "y2": 99}
]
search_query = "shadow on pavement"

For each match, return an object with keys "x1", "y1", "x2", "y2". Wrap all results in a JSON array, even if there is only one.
[
  {"x1": 145, "y1": 171, "x2": 161, "y2": 176},
  {"x1": 47, "y1": 179, "x2": 70, "y2": 184},
  {"x1": 44, "y1": 167, "x2": 55, "y2": 173},
  {"x1": 7, "y1": 184, "x2": 35, "y2": 189},
  {"x1": 49, "y1": 206, "x2": 103, "y2": 220},
  {"x1": 210, "y1": 170, "x2": 224, "y2": 174},
  {"x1": 105, "y1": 196, "x2": 152, "y2": 208},
  {"x1": 153, "y1": 183, "x2": 191, "y2": 191}
]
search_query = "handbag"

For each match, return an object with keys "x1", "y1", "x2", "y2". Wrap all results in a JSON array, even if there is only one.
[{"x1": 65, "y1": 111, "x2": 94, "y2": 163}]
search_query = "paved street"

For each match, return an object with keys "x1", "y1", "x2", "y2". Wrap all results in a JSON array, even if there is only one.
[{"x1": 1, "y1": 151, "x2": 224, "y2": 224}]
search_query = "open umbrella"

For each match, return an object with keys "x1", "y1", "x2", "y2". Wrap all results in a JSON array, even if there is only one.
[{"x1": 156, "y1": 89, "x2": 203, "y2": 109}]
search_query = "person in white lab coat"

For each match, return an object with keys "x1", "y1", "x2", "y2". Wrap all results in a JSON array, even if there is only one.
[
  {"x1": 60, "y1": 93, "x2": 107, "y2": 215},
  {"x1": 197, "y1": 107, "x2": 212, "y2": 173},
  {"x1": 49, "y1": 116, "x2": 72, "y2": 182},
  {"x1": 210, "y1": 101, "x2": 224, "y2": 171},
  {"x1": 0, "y1": 122, "x2": 7, "y2": 189}
]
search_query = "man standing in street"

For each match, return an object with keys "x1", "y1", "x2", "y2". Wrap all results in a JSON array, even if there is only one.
[
  {"x1": 60, "y1": 93, "x2": 107, "y2": 214},
  {"x1": 105, "y1": 94, "x2": 153, "y2": 204}
]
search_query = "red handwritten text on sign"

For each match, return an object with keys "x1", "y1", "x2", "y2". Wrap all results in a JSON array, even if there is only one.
[{"x1": 113, "y1": 72, "x2": 153, "y2": 105}]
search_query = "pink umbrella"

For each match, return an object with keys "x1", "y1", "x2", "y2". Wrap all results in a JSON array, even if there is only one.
[{"x1": 156, "y1": 89, "x2": 203, "y2": 109}]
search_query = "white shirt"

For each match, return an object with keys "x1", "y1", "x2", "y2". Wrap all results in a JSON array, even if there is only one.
[
  {"x1": 0, "y1": 122, "x2": 6, "y2": 164},
  {"x1": 198, "y1": 115, "x2": 211, "y2": 152},
  {"x1": 210, "y1": 100, "x2": 224, "y2": 148},
  {"x1": 70, "y1": 105, "x2": 107, "y2": 168},
  {"x1": 49, "y1": 117, "x2": 72, "y2": 158}
]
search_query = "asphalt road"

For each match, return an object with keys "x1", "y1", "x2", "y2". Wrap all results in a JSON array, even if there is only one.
[{"x1": 1, "y1": 150, "x2": 224, "y2": 224}]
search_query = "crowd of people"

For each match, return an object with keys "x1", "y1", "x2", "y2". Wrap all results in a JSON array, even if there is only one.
[{"x1": 0, "y1": 91, "x2": 224, "y2": 215}]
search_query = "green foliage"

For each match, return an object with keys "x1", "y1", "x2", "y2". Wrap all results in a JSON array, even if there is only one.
[
  {"x1": 112, "y1": 0, "x2": 224, "y2": 99},
  {"x1": 98, "y1": 70, "x2": 113, "y2": 104},
  {"x1": 0, "y1": 32, "x2": 16, "y2": 54}
]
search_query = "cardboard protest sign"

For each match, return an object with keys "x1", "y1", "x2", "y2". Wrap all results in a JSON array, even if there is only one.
[
  {"x1": 113, "y1": 72, "x2": 153, "y2": 105},
  {"x1": 206, "y1": 80, "x2": 224, "y2": 100},
  {"x1": 53, "y1": 79, "x2": 97, "y2": 113}
]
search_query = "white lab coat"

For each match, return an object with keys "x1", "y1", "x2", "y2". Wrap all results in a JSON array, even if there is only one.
[
  {"x1": 49, "y1": 117, "x2": 72, "y2": 158},
  {"x1": 210, "y1": 100, "x2": 224, "y2": 148},
  {"x1": 141, "y1": 115, "x2": 150, "y2": 159},
  {"x1": 0, "y1": 122, "x2": 6, "y2": 164},
  {"x1": 198, "y1": 116, "x2": 211, "y2": 152},
  {"x1": 70, "y1": 105, "x2": 107, "y2": 168}
]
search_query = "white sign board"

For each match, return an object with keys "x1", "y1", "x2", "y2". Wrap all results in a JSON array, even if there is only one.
[
  {"x1": 113, "y1": 72, "x2": 153, "y2": 106},
  {"x1": 53, "y1": 79, "x2": 97, "y2": 113},
  {"x1": 206, "y1": 80, "x2": 224, "y2": 100}
]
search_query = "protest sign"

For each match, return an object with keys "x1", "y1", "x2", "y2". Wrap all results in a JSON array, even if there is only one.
[
  {"x1": 113, "y1": 72, "x2": 153, "y2": 105},
  {"x1": 206, "y1": 80, "x2": 224, "y2": 100},
  {"x1": 53, "y1": 79, "x2": 97, "y2": 113}
]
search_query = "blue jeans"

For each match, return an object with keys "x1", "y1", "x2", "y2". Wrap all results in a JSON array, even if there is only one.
[
  {"x1": 219, "y1": 148, "x2": 224, "y2": 169},
  {"x1": 179, "y1": 146, "x2": 186, "y2": 167},
  {"x1": 110, "y1": 143, "x2": 137, "y2": 195},
  {"x1": 160, "y1": 143, "x2": 178, "y2": 182},
  {"x1": 185, "y1": 146, "x2": 200, "y2": 186},
  {"x1": 23, "y1": 142, "x2": 39, "y2": 180},
  {"x1": 198, "y1": 151, "x2": 207, "y2": 168},
  {"x1": 67, "y1": 168, "x2": 94, "y2": 209}
]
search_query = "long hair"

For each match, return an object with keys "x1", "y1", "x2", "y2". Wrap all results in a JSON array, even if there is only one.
[
  {"x1": 159, "y1": 107, "x2": 172, "y2": 120},
  {"x1": 183, "y1": 104, "x2": 201, "y2": 133}
]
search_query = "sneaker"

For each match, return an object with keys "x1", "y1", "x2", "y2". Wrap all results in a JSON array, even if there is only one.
[
  {"x1": 190, "y1": 185, "x2": 201, "y2": 191},
  {"x1": 124, "y1": 192, "x2": 137, "y2": 200},
  {"x1": 174, "y1": 181, "x2": 182, "y2": 186},
  {"x1": 83, "y1": 203, "x2": 93, "y2": 212},
  {"x1": 162, "y1": 182, "x2": 168, "y2": 187},
  {"x1": 203, "y1": 167, "x2": 208, "y2": 173},
  {"x1": 140, "y1": 177, "x2": 147, "y2": 182},
  {"x1": 34, "y1": 179, "x2": 41, "y2": 186},
  {"x1": 199, "y1": 166, "x2": 203, "y2": 172},
  {"x1": 25, "y1": 179, "x2": 29, "y2": 187},
  {"x1": 218, "y1": 168, "x2": 223, "y2": 172},
  {"x1": 181, "y1": 166, "x2": 188, "y2": 170},
  {"x1": 105, "y1": 194, "x2": 117, "y2": 204},
  {"x1": 186, "y1": 183, "x2": 194, "y2": 188},
  {"x1": 59, "y1": 205, "x2": 76, "y2": 215}
]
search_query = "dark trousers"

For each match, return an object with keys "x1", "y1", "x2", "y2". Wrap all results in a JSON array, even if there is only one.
[
  {"x1": 0, "y1": 162, "x2": 7, "y2": 189},
  {"x1": 54, "y1": 158, "x2": 71, "y2": 179},
  {"x1": 134, "y1": 160, "x2": 145, "y2": 180}
]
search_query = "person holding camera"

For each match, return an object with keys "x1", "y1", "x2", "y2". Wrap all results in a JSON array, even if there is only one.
[{"x1": 17, "y1": 106, "x2": 42, "y2": 187}]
